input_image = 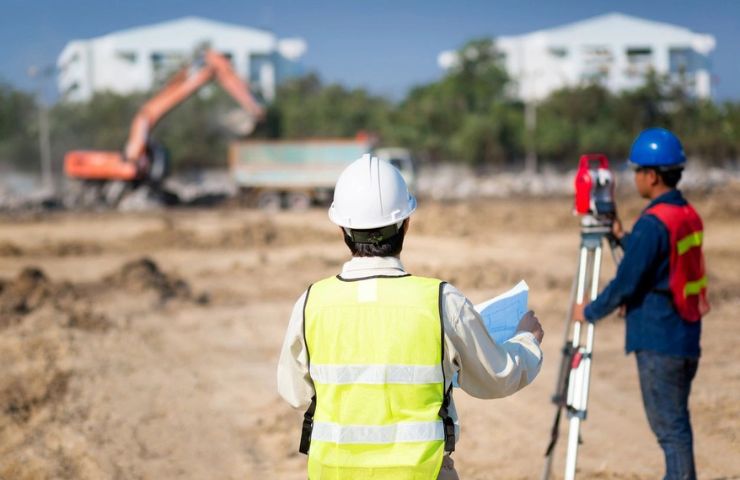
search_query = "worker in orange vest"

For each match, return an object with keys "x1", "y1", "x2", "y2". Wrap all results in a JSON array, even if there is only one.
[{"x1": 574, "y1": 128, "x2": 708, "y2": 480}]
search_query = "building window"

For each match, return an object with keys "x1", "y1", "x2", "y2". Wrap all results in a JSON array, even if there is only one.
[
  {"x1": 116, "y1": 50, "x2": 137, "y2": 64},
  {"x1": 669, "y1": 48, "x2": 697, "y2": 74},
  {"x1": 625, "y1": 47, "x2": 653, "y2": 77},
  {"x1": 151, "y1": 51, "x2": 186, "y2": 84},
  {"x1": 62, "y1": 81, "x2": 80, "y2": 99},
  {"x1": 249, "y1": 53, "x2": 271, "y2": 86},
  {"x1": 548, "y1": 46, "x2": 568, "y2": 59},
  {"x1": 582, "y1": 45, "x2": 613, "y2": 81}
]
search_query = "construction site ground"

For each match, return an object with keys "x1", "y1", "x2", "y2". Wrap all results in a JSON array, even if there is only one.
[{"x1": 1, "y1": 187, "x2": 738, "y2": 480}]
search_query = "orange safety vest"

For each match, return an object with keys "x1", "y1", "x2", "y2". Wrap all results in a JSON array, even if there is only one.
[{"x1": 645, "y1": 203, "x2": 710, "y2": 322}]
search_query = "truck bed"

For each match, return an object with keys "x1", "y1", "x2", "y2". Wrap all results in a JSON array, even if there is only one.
[{"x1": 230, "y1": 140, "x2": 371, "y2": 189}]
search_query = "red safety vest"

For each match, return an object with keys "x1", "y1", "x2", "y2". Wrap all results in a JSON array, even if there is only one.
[{"x1": 645, "y1": 203, "x2": 710, "y2": 322}]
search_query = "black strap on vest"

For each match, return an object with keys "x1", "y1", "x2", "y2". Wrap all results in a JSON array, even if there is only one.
[
  {"x1": 299, "y1": 284, "x2": 315, "y2": 455},
  {"x1": 438, "y1": 384, "x2": 455, "y2": 452},
  {"x1": 299, "y1": 395, "x2": 317, "y2": 455},
  {"x1": 437, "y1": 281, "x2": 455, "y2": 453}
]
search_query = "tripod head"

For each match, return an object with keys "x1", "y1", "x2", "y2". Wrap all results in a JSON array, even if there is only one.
[{"x1": 574, "y1": 154, "x2": 617, "y2": 236}]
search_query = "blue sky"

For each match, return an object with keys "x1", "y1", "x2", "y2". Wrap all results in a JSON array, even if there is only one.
[{"x1": 1, "y1": 0, "x2": 738, "y2": 102}]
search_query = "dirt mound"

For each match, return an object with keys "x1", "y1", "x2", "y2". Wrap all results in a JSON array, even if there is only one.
[
  {"x1": 0, "y1": 326, "x2": 95, "y2": 480},
  {"x1": 105, "y1": 257, "x2": 192, "y2": 302},
  {"x1": 2, "y1": 371, "x2": 70, "y2": 424},
  {"x1": 0, "y1": 241, "x2": 23, "y2": 256},
  {"x1": 0, "y1": 267, "x2": 110, "y2": 332},
  {"x1": 0, "y1": 267, "x2": 53, "y2": 318}
]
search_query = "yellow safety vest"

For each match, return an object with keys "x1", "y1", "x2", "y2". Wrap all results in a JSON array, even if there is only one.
[{"x1": 302, "y1": 274, "x2": 453, "y2": 480}]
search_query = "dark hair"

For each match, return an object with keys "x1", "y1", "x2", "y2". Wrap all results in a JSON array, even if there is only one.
[
  {"x1": 343, "y1": 223, "x2": 407, "y2": 257},
  {"x1": 654, "y1": 167, "x2": 683, "y2": 188}
]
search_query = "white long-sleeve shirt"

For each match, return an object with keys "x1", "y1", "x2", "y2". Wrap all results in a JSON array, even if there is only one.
[{"x1": 277, "y1": 256, "x2": 543, "y2": 432}]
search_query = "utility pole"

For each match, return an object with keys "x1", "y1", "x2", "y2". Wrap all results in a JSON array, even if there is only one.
[
  {"x1": 28, "y1": 65, "x2": 55, "y2": 192},
  {"x1": 518, "y1": 44, "x2": 540, "y2": 174},
  {"x1": 525, "y1": 99, "x2": 538, "y2": 173}
]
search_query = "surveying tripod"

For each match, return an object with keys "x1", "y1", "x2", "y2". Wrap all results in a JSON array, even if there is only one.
[{"x1": 541, "y1": 215, "x2": 623, "y2": 480}]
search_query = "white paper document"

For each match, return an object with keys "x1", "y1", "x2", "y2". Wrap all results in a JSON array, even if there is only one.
[
  {"x1": 453, "y1": 280, "x2": 529, "y2": 388},
  {"x1": 474, "y1": 280, "x2": 529, "y2": 344}
]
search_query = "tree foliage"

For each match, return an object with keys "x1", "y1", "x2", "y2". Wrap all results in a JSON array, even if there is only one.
[
  {"x1": 0, "y1": 82, "x2": 39, "y2": 171},
  {"x1": 391, "y1": 38, "x2": 522, "y2": 167}
]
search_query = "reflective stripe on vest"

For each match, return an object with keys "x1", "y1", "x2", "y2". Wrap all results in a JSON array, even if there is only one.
[
  {"x1": 645, "y1": 202, "x2": 710, "y2": 322},
  {"x1": 684, "y1": 276, "x2": 708, "y2": 296},
  {"x1": 304, "y1": 275, "x2": 447, "y2": 479},
  {"x1": 310, "y1": 364, "x2": 444, "y2": 385},
  {"x1": 312, "y1": 420, "x2": 445, "y2": 444},
  {"x1": 677, "y1": 231, "x2": 703, "y2": 256}
]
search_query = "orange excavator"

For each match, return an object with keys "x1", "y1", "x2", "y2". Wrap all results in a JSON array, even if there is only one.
[{"x1": 64, "y1": 48, "x2": 264, "y2": 206}]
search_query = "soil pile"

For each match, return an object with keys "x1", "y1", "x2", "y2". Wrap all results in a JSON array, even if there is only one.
[
  {"x1": 0, "y1": 268, "x2": 98, "y2": 479},
  {"x1": 0, "y1": 259, "x2": 200, "y2": 479},
  {"x1": 0, "y1": 241, "x2": 23, "y2": 256},
  {"x1": 104, "y1": 257, "x2": 192, "y2": 302},
  {"x1": 0, "y1": 267, "x2": 53, "y2": 317},
  {"x1": 0, "y1": 267, "x2": 108, "y2": 332}
]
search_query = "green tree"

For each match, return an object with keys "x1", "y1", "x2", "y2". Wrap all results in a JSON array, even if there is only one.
[
  {"x1": 392, "y1": 37, "x2": 522, "y2": 167},
  {"x1": 0, "y1": 82, "x2": 39, "y2": 171},
  {"x1": 535, "y1": 84, "x2": 632, "y2": 165},
  {"x1": 269, "y1": 73, "x2": 394, "y2": 139}
]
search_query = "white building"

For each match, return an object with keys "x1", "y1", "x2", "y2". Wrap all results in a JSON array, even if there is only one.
[
  {"x1": 438, "y1": 13, "x2": 716, "y2": 101},
  {"x1": 57, "y1": 16, "x2": 307, "y2": 102}
]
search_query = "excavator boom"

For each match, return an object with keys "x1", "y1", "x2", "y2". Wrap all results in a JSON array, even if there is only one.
[{"x1": 64, "y1": 48, "x2": 264, "y2": 183}]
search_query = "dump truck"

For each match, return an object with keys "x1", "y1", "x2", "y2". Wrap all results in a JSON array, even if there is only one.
[{"x1": 229, "y1": 138, "x2": 415, "y2": 209}]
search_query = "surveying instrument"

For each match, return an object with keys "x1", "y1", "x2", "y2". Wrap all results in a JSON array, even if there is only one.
[{"x1": 541, "y1": 154, "x2": 623, "y2": 480}]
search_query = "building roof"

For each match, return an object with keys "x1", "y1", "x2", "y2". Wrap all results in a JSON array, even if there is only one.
[
  {"x1": 500, "y1": 12, "x2": 715, "y2": 54},
  {"x1": 59, "y1": 16, "x2": 277, "y2": 62}
]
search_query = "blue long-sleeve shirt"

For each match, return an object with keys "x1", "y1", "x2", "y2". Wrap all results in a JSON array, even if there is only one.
[{"x1": 584, "y1": 189, "x2": 701, "y2": 357}]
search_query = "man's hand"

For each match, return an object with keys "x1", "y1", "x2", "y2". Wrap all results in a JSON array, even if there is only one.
[
  {"x1": 611, "y1": 216, "x2": 625, "y2": 240},
  {"x1": 572, "y1": 302, "x2": 587, "y2": 323},
  {"x1": 517, "y1": 310, "x2": 544, "y2": 343}
]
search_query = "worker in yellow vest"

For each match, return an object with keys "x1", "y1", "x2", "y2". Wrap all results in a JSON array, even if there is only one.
[{"x1": 277, "y1": 154, "x2": 545, "y2": 479}]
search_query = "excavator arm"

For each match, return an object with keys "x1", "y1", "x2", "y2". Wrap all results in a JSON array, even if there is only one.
[{"x1": 65, "y1": 49, "x2": 264, "y2": 182}]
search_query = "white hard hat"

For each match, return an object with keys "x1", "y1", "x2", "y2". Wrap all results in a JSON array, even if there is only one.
[{"x1": 329, "y1": 154, "x2": 416, "y2": 229}]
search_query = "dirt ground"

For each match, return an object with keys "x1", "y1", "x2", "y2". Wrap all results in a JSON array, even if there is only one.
[{"x1": 1, "y1": 186, "x2": 739, "y2": 480}]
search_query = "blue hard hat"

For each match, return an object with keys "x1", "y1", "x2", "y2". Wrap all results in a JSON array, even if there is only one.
[{"x1": 629, "y1": 128, "x2": 686, "y2": 168}]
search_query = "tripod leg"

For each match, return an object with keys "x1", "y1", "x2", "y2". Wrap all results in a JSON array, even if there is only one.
[
  {"x1": 579, "y1": 245, "x2": 602, "y2": 413},
  {"x1": 565, "y1": 242, "x2": 605, "y2": 480},
  {"x1": 566, "y1": 245, "x2": 590, "y2": 419},
  {"x1": 541, "y1": 245, "x2": 590, "y2": 480},
  {"x1": 564, "y1": 244, "x2": 600, "y2": 480}
]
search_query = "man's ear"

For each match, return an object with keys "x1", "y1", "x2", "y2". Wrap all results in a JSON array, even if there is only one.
[
  {"x1": 402, "y1": 218, "x2": 410, "y2": 234},
  {"x1": 647, "y1": 169, "x2": 661, "y2": 187}
]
